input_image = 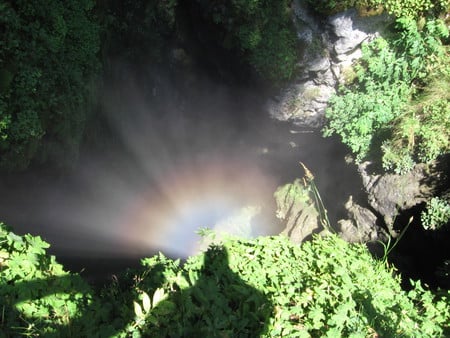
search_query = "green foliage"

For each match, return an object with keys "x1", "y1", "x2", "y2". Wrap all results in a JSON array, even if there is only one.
[
  {"x1": 195, "y1": 0, "x2": 299, "y2": 82},
  {"x1": 0, "y1": 0, "x2": 100, "y2": 171},
  {"x1": 323, "y1": 36, "x2": 412, "y2": 161},
  {"x1": 113, "y1": 234, "x2": 450, "y2": 337},
  {"x1": 421, "y1": 196, "x2": 450, "y2": 230},
  {"x1": 306, "y1": 0, "x2": 449, "y2": 17},
  {"x1": 324, "y1": 17, "x2": 450, "y2": 173},
  {"x1": 1, "y1": 224, "x2": 450, "y2": 336},
  {"x1": 0, "y1": 223, "x2": 94, "y2": 336},
  {"x1": 370, "y1": 0, "x2": 449, "y2": 18}
]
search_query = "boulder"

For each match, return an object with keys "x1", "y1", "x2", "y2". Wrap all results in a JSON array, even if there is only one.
[
  {"x1": 358, "y1": 162, "x2": 435, "y2": 234},
  {"x1": 328, "y1": 10, "x2": 370, "y2": 55}
]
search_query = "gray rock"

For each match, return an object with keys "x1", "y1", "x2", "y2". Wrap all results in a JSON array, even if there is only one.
[
  {"x1": 337, "y1": 196, "x2": 387, "y2": 243},
  {"x1": 267, "y1": 5, "x2": 392, "y2": 128},
  {"x1": 307, "y1": 56, "x2": 330, "y2": 73},
  {"x1": 358, "y1": 162, "x2": 434, "y2": 234},
  {"x1": 266, "y1": 82, "x2": 335, "y2": 127},
  {"x1": 275, "y1": 179, "x2": 326, "y2": 244},
  {"x1": 328, "y1": 10, "x2": 369, "y2": 55},
  {"x1": 328, "y1": 9, "x2": 391, "y2": 57}
]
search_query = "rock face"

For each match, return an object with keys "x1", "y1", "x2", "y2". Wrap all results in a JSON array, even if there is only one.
[
  {"x1": 337, "y1": 196, "x2": 388, "y2": 243},
  {"x1": 266, "y1": 2, "x2": 392, "y2": 128},
  {"x1": 358, "y1": 162, "x2": 435, "y2": 235},
  {"x1": 274, "y1": 179, "x2": 325, "y2": 244}
]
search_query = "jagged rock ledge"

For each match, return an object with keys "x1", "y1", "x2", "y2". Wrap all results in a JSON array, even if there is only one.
[{"x1": 266, "y1": 2, "x2": 392, "y2": 128}]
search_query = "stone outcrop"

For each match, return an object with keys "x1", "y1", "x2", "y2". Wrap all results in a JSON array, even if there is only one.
[
  {"x1": 274, "y1": 179, "x2": 325, "y2": 244},
  {"x1": 358, "y1": 162, "x2": 435, "y2": 235},
  {"x1": 266, "y1": 2, "x2": 392, "y2": 128},
  {"x1": 337, "y1": 196, "x2": 388, "y2": 243}
]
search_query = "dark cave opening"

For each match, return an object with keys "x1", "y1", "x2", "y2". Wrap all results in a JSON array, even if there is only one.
[{"x1": 388, "y1": 203, "x2": 450, "y2": 290}]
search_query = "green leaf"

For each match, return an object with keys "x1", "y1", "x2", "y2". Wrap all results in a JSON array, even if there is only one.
[
  {"x1": 133, "y1": 301, "x2": 143, "y2": 318},
  {"x1": 142, "y1": 292, "x2": 151, "y2": 312},
  {"x1": 152, "y1": 288, "x2": 166, "y2": 308}
]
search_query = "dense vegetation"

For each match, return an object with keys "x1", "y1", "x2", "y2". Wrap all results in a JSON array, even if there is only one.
[
  {"x1": 324, "y1": 16, "x2": 449, "y2": 173},
  {"x1": 1, "y1": 223, "x2": 449, "y2": 337},
  {"x1": 0, "y1": 0, "x2": 100, "y2": 171},
  {"x1": 306, "y1": 0, "x2": 449, "y2": 17},
  {"x1": 321, "y1": 3, "x2": 450, "y2": 174},
  {"x1": 0, "y1": 0, "x2": 298, "y2": 172}
]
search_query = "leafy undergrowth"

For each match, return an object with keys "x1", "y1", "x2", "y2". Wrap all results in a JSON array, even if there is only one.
[
  {"x1": 323, "y1": 15, "x2": 450, "y2": 174},
  {"x1": 1, "y1": 223, "x2": 449, "y2": 337}
]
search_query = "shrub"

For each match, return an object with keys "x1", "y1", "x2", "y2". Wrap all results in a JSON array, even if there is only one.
[
  {"x1": 305, "y1": 0, "x2": 449, "y2": 17},
  {"x1": 370, "y1": 0, "x2": 449, "y2": 18},
  {"x1": 324, "y1": 17, "x2": 450, "y2": 173},
  {"x1": 2, "y1": 224, "x2": 449, "y2": 337},
  {"x1": 323, "y1": 36, "x2": 413, "y2": 161},
  {"x1": 421, "y1": 197, "x2": 450, "y2": 230},
  {"x1": 107, "y1": 234, "x2": 450, "y2": 337},
  {"x1": 0, "y1": 223, "x2": 94, "y2": 336}
]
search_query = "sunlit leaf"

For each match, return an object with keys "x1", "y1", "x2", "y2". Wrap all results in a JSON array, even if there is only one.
[
  {"x1": 133, "y1": 301, "x2": 143, "y2": 318},
  {"x1": 152, "y1": 288, "x2": 166, "y2": 308},
  {"x1": 142, "y1": 291, "x2": 151, "y2": 312}
]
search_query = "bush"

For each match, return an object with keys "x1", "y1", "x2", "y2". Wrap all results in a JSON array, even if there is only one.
[
  {"x1": 306, "y1": 0, "x2": 449, "y2": 17},
  {"x1": 2, "y1": 224, "x2": 449, "y2": 337},
  {"x1": 421, "y1": 197, "x2": 450, "y2": 230},
  {"x1": 370, "y1": 0, "x2": 449, "y2": 18},
  {"x1": 0, "y1": 0, "x2": 100, "y2": 171},
  {"x1": 92, "y1": 234, "x2": 450, "y2": 337},
  {"x1": 324, "y1": 17, "x2": 450, "y2": 173},
  {"x1": 0, "y1": 223, "x2": 95, "y2": 336}
]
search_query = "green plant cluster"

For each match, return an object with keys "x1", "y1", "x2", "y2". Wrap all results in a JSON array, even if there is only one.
[
  {"x1": 0, "y1": 0, "x2": 101, "y2": 171},
  {"x1": 421, "y1": 196, "x2": 450, "y2": 230},
  {"x1": 324, "y1": 17, "x2": 450, "y2": 173},
  {"x1": 370, "y1": 0, "x2": 449, "y2": 18},
  {"x1": 305, "y1": 0, "x2": 449, "y2": 17},
  {"x1": 0, "y1": 223, "x2": 95, "y2": 336},
  {"x1": 194, "y1": 0, "x2": 299, "y2": 82},
  {"x1": 2, "y1": 223, "x2": 450, "y2": 337}
]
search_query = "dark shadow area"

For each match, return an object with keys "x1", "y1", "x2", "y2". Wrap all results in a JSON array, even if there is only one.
[
  {"x1": 358, "y1": 291, "x2": 402, "y2": 337},
  {"x1": 1, "y1": 273, "x2": 132, "y2": 337},
  {"x1": 388, "y1": 204, "x2": 450, "y2": 290},
  {"x1": 144, "y1": 245, "x2": 273, "y2": 337}
]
